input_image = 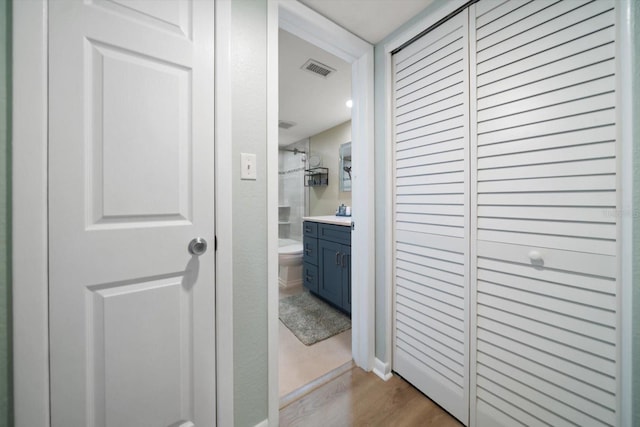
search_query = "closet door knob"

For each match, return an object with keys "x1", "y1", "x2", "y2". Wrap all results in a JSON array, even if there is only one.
[{"x1": 528, "y1": 250, "x2": 543, "y2": 263}]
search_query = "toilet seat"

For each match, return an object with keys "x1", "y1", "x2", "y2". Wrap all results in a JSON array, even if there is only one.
[{"x1": 279, "y1": 243, "x2": 303, "y2": 256}]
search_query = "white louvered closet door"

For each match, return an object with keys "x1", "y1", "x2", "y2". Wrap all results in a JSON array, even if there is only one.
[
  {"x1": 392, "y1": 9, "x2": 470, "y2": 424},
  {"x1": 471, "y1": 1, "x2": 620, "y2": 426}
]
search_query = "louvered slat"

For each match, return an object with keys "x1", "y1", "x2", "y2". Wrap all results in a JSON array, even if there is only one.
[
  {"x1": 393, "y1": 8, "x2": 469, "y2": 425},
  {"x1": 472, "y1": 1, "x2": 619, "y2": 426}
]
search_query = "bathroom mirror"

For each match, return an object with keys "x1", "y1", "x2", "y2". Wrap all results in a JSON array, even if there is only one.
[{"x1": 339, "y1": 142, "x2": 352, "y2": 192}]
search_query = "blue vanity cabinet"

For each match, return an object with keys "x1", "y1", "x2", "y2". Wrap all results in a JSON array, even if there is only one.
[
  {"x1": 302, "y1": 221, "x2": 319, "y2": 293},
  {"x1": 303, "y1": 220, "x2": 351, "y2": 314},
  {"x1": 317, "y1": 223, "x2": 351, "y2": 314}
]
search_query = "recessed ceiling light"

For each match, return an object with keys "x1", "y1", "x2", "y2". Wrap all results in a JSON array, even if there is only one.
[{"x1": 346, "y1": 99, "x2": 353, "y2": 108}]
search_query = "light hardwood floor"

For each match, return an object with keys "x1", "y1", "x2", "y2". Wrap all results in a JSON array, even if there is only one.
[{"x1": 280, "y1": 366, "x2": 463, "y2": 427}]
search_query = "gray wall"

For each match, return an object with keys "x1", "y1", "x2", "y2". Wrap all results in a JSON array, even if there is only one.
[
  {"x1": 631, "y1": 1, "x2": 639, "y2": 424},
  {"x1": 231, "y1": 0, "x2": 269, "y2": 425},
  {"x1": 373, "y1": 1, "x2": 639, "y2": 422},
  {"x1": 309, "y1": 121, "x2": 352, "y2": 216},
  {"x1": 0, "y1": 0, "x2": 11, "y2": 426}
]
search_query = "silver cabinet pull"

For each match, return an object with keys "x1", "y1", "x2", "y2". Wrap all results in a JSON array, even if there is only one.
[
  {"x1": 188, "y1": 238, "x2": 208, "y2": 256},
  {"x1": 336, "y1": 252, "x2": 341, "y2": 265}
]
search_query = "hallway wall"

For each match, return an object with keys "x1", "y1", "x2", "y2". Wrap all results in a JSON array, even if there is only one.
[
  {"x1": 0, "y1": 1, "x2": 11, "y2": 426},
  {"x1": 631, "y1": 1, "x2": 640, "y2": 423},
  {"x1": 231, "y1": 0, "x2": 269, "y2": 425}
]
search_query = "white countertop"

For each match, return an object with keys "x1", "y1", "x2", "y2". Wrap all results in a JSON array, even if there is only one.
[{"x1": 303, "y1": 215, "x2": 352, "y2": 226}]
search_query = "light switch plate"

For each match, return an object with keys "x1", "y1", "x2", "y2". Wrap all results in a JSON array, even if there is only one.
[{"x1": 240, "y1": 152, "x2": 257, "y2": 180}]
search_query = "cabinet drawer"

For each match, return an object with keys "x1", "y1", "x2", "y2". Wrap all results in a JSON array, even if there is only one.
[
  {"x1": 318, "y1": 223, "x2": 351, "y2": 245},
  {"x1": 303, "y1": 221, "x2": 318, "y2": 237},
  {"x1": 303, "y1": 236, "x2": 318, "y2": 265},
  {"x1": 303, "y1": 263, "x2": 318, "y2": 293}
]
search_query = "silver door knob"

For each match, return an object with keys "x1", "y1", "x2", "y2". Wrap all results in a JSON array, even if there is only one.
[{"x1": 188, "y1": 238, "x2": 208, "y2": 256}]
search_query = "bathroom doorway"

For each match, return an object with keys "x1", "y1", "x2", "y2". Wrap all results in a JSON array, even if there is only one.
[
  {"x1": 267, "y1": 2, "x2": 375, "y2": 423},
  {"x1": 277, "y1": 28, "x2": 353, "y2": 400}
]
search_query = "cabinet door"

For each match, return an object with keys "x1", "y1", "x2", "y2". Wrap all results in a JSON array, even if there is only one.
[
  {"x1": 303, "y1": 236, "x2": 318, "y2": 265},
  {"x1": 303, "y1": 263, "x2": 318, "y2": 294},
  {"x1": 318, "y1": 239, "x2": 343, "y2": 308},
  {"x1": 341, "y1": 245, "x2": 351, "y2": 314}
]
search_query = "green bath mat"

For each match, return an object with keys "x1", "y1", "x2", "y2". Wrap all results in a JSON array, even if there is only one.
[{"x1": 279, "y1": 291, "x2": 351, "y2": 346}]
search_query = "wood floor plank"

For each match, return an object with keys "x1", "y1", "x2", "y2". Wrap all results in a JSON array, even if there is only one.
[{"x1": 280, "y1": 367, "x2": 463, "y2": 426}]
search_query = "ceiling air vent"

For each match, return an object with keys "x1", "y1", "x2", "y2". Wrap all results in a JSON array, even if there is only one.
[
  {"x1": 301, "y1": 59, "x2": 336, "y2": 78},
  {"x1": 278, "y1": 120, "x2": 296, "y2": 130}
]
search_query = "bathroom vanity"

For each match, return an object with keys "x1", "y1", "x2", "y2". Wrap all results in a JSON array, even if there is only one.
[{"x1": 302, "y1": 217, "x2": 352, "y2": 315}]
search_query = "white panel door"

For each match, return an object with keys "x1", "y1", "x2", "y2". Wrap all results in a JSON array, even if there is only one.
[
  {"x1": 471, "y1": 0, "x2": 619, "y2": 426},
  {"x1": 48, "y1": 1, "x2": 216, "y2": 426},
  {"x1": 392, "y1": 9, "x2": 470, "y2": 425}
]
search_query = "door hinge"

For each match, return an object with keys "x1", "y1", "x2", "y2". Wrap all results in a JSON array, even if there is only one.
[
  {"x1": 351, "y1": 222, "x2": 355, "y2": 231},
  {"x1": 215, "y1": 235, "x2": 217, "y2": 251}
]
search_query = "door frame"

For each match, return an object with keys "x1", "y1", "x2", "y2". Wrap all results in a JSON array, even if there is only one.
[
  {"x1": 267, "y1": 0, "x2": 375, "y2": 425},
  {"x1": 382, "y1": 1, "x2": 636, "y2": 425},
  {"x1": 11, "y1": 1, "x2": 233, "y2": 425}
]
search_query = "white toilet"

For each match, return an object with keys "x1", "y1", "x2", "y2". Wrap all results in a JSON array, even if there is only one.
[{"x1": 278, "y1": 238, "x2": 303, "y2": 287}]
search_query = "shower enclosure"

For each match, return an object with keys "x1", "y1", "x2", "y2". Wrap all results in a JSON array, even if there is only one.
[{"x1": 278, "y1": 139, "x2": 310, "y2": 242}]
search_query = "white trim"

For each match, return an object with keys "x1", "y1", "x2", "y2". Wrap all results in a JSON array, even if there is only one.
[
  {"x1": 349, "y1": 49, "x2": 376, "y2": 372},
  {"x1": 383, "y1": 37, "x2": 395, "y2": 378},
  {"x1": 373, "y1": 358, "x2": 392, "y2": 381},
  {"x1": 467, "y1": 5, "x2": 479, "y2": 425},
  {"x1": 266, "y1": 1, "x2": 279, "y2": 426},
  {"x1": 253, "y1": 419, "x2": 269, "y2": 427},
  {"x1": 268, "y1": 0, "x2": 375, "y2": 423},
  {"x1": 278, "y1": 1, "x2": 368, "y2": 63},
  {"x1": 617, "y1": 1, "x2": 634, "y2": 425},
  {"x1": 215, "y1": 0, "x2": 234, "y2": 425},
  {"x1": 12, "y1": 1, "x2": 50, "y2": 426}
]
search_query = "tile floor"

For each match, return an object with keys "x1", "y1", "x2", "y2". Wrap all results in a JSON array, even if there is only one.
[{"x1": 278, "y1": 284, "x2": 352, "y2": 397}]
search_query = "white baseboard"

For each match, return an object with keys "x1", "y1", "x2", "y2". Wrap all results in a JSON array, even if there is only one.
[
  {"x1": 373, "y1": 357, "x2": 392, "y2": 381},
  {"x1": 254, "y1": 419, "x2": 269, "y2": 427}
]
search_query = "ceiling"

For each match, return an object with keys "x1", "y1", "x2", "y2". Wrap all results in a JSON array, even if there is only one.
[
  {"x1": 279, "y1": 29, "x2": 352, "y2": 147},
  {"x1": 279, "y1": 0, "x2": 434, "y2": 147},
  {"x1": 299, "y1": 0, "x2": 435, "y2": 44}
]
